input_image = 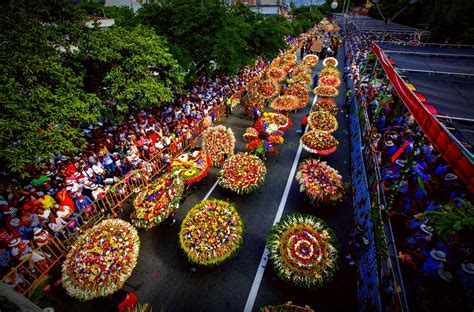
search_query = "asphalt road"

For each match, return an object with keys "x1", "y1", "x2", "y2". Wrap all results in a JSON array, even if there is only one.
[{"x1": 52, "y1": 46, "x2": 357, "y2": 312}]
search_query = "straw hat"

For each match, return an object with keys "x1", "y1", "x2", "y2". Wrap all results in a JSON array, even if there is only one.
[
  {"x1": 461, "y1": 263, "x2": 474, "y2": 274},
  {"x1": 420, "y1": 224, "x2": 433, "y2": 235},
  {"x1": 437, "y1": 269, "x2": 453, "y2": 282},
  {"x1": 395, "y1": 159, "x2": 406, "y2": 167},
  {"x1": 430, "y1": 250, "x2": 447, "y2": 262},
  {"x1": 444, "y1": 173, "x2": 458, "y2": 181},
  {"x1": 33, "y1": 227, "x2": 42, "y2": 235},
  {"x1": 385, "y1": 140, "x2": 394, "y2": 147},
  {"x1": 8, "y1": 238, "x2": 21, "y2": 247}
]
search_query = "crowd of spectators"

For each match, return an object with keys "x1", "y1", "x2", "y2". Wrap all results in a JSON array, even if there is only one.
[
  {"x1": 344, "y1": 22, "x2": 473, "y2": 310},
  {"x1": 0, "y1": 57, "x2": 269, "y2": 285}
]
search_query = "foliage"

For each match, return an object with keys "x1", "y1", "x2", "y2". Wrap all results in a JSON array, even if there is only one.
[
  {"x1": 77, "y1": 0, "x2": 138, "y2": 28},
  {"x1": 289, "y1": 5, "x2": 324, "y2": 35},
  {"x1": 421, "y1": 199, "x2": 474, "y2": 241}
]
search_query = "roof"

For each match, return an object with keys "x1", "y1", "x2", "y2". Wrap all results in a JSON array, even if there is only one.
[{"x1": 347, "y1": 16, "x2": 429, "y2": 35}]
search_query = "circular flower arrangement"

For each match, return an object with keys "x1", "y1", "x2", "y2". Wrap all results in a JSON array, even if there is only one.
[
  {"x1": 303, "y1": 54, "x2": 319, "y2": 67},
  {"x1": 202, "y1": 125, "x2": 236, "y2": 167},
  {"x1": 292, "y1": 73, "x2": 312, "y2": 86},
  {"x1": 267, "y1": 67, "x2": 287, "y2": 81},
  {"x1": 318, "y1": 67, "x2": 340, "y2": 78},
  {"x1": 286, "y1": 83, "x2": 309, "y2": 105},
  {"x1": 179, "y1": 199, "x2": 244, "y2": 266},
  {"x1": 131, "y1": 174, "x2": 184, "y2": 229},
  {"x1": 283, "y1": 53, "x2": 297, "y2": 63},
  {"x1": 255, "y1": 112, "x2": 292, "y2": 132},
  {"x1": 313, "y1": 85, "x2": 339, "y2": 98},
  {"x1": 322, "y1": 57, "x2": 338, "y2": 67},
  {"x1": 267, "y1": 213, "x2": 338, "y2": 288},
  {"x1": 296, "y1": 159, "x2": 344, "y2": 204},
  {"x1": 292, "y1": 65, "x2": 312, "y2": 78},
  {"x1": 283, "y1": 62, "x2": 297, "y2": 73},
  {"x1": 270, "y1": 95, "x2": 303, "y2": 111},
  {"x1": 243, "y1": 127, "x2": 284, "y2": 157},
  {"x1": 244, "y1": 89, "x2": 265, "y2": 118},
  {"x1": 312, "y1": 98, "x2": 338, "y2": 116},
  {"x1": 319, "y1": 75, "x2": 341, "y2": 88},
  {"x1": 301, "y1": 130, "x2": 339, "y2": 155},
  {"x1": 308, "y1": 111, "x2": 338, "y2": 133},
  {"x1": 218, "y1": 153, "x2": 267, "y2": 194},
  {"x1": 257, "y1": 79, "x2": 281, "y2": 99},
  {"x1": 170, "y1": 150, "x2": 211, "y2": 184},
  {"x1": 61, "y1": 219, "x2": 140, "y2": 301}
]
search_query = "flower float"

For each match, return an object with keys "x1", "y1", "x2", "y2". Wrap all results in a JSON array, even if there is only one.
[
  {"x1": 131, "y1": 174, "x2": 184, "y2": 229},
  {"x1": 228, "y1": 92, "x2": 241, "y2": 108},
  {"x1": 296, "y1": 159, "x2": 344, "y2": 204},
  {"x1": 270, "y1": 95, "x2": 303, "y2": 111},
  {"x1": 283, "y1": 61, "x2": 297, "y2": 73},
  {"x1": 202, "y1": 125, "x2": 236, "y2": 167},
  {"x1": 318, "y1": 67, "x2": 341, "y2": 78},
  {"x1": 243, "y1": 126, "x2": 285, "y2": 157},
  {"x1": 267, "y1": 67, "x2": 287, "y2": 81},
  {"x1": 286, "y1": 83, "x2": 309, "y2": 105},
  {"x1": 313, "y1": 85, "x2": 339, "y2": 98},
  {"x1": 301, "y1": 130, "x2": 339, "y2": 155},
  {"x1": 267, "y1": 213, "x2": 338, "y2": 288},
  {"x1": 255, "y1": 112, "x2": 292, "y2": 132},
  {"x1": 292, "y1": 65, "x2": 312, "y2": 78},
  {"x1": 61, "y1": 219, "x2": 140, "y2": 301},
  {"x1": 257, "y1": 79, "x2": 281, "y2": 99},
  {"x1": 243, "y1": 89, "x2": 265, "y2": 118},
  {"x1": 218, "y1": 153, "x2": 267, "y2": 194},
  {"x1": 170, "y1": 150, "x2": 211, "y2": 184},
  {"x1": 179, "y1": 199, "x2": 243, "y2": 266},
  {"x1": 322, "y1": 57, "x2": 338, "y2": 67},
  {"x1": 308, "y1": 111, "x2": 338, "y2": 133},
  {"x1": 283, "y1": 53, "x2": 297, "y2": 63},
  {"x1": 291, "y1": 73, "x2": 312, "y2": 86},
  {"x1": 312, "y1": 98, "x2": 338, "y2": 116},
  {"x1": 303, "y1": 54, "x2": 319, "y2": 67},
  {"x1": 319, "y1": 75, "x2": 341, "y2": 88}
]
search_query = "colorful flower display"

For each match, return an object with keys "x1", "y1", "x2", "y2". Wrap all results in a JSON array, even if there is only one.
[
  {"x1": 301, "y1": 130, "x2": 339, "y2": 155},
  {"x1": 303, "y1": 54, "x2": 319, "y2": 67},
  {"x1": 179, "y1": 199, "x2": 244, "y2": 266},
  {"x1": 267, "y1": 213, "x2": 338, "y2": 288},
  {"x1": 286, "y1": 83, "x2": 309, "y2": 105},
  {"x1": 61, "y1": 219, "x2": 140, "y2": 301},
  {"x1": 255, "y1": 112, "x2": 292, "y2": 132},
  {"x1": 131, "y1": 174, "x2": 184, "y2": 229},
  {"x1": 313, "y1": 85, "x2": 339, "y2": 98},
  {"x1": 257, "y1": 79, "x2": 281, "y2": 99},
  {"x1": 243, "y1": 89, "x2": 265, "y2": 118},
  {"x1": 259, "y1": 302, "x2": 314, "y2": 312},
  {"x1": 296, "y1": 159, "x2": 344, "y2": 204},
  {"x1": 322, "y1": 57, "x2": 338, "y2": 67},
  {"x1": 202, "y1": 125, "x2": 236, "y2": 167},
  {"x1": 270, "y1": 95, "x2": 303, "y2": 111},
  {"x1": 170, "y1": 150, "x2": 211, "y2": 184},
  {"x1": 283, "y1": 61, "x2": 297, "y2": 73},
  {"x1": 311, "y1": 98, "x2": 338, "y2": 116},
  {"x1": 267, "y1": 67, "x2": 287, "y2": 81},
  {"x1": 283, "y1": 53, "x2": 297, "y2": 63},
  {"x1": 218, "y1": 153, "x2": 267, "y2": 194},
  {"x1": 308, "y1": 111, "x2": 338, "y2": 133},
  {"x1": 292, "y1": 65, "x2": 312, "y2": 78},
  {"x1": 318, "y1": 75, "x2": 341, "y2": 88},
  {"x1": 243, "y1": 126, "x2": 285, "y2": 157},
  {"x1": 318, "y1": 67, "x2": 341, "y2": 78},
  {"x1": 292, "y1": 73, "x2": 312, "y2": 86}
]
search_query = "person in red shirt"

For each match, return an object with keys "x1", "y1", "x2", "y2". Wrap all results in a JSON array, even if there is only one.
[
  {"x1": 113, "y1": 290, "x2": 138, "y2": 312},
  {"x1": 56, "y1": 189, "x2": 75, "y2": 212},
  {"x1": 300, "y1": 114, "x2": 308, "y2": 134}
]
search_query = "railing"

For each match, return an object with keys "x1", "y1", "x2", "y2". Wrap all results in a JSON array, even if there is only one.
[{"x1": 2, "y1": 103, "x2": 228, "y2": 298}]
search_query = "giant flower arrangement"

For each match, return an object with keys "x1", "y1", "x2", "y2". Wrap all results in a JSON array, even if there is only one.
[
  {"x1": 322, "y1": 57, "x2": 338, "y2": 67},
  {"x1": 286, "y1": 83, "x2": 309, "y2": 105},
  {"x1": 257, "y1": 79, "x2": 281, "y2": 99},
  {"x1": 283, "y1": 53, "x2": 297, "y2": 63},
  {"x1": 292, "y1": 65, "x2": 312, "y2": 78},
  {"x1": 228, "y1": 92, "x2": 241, "y2": 108},
  {"x1": 318, "y1": 67, "x2": 340, "y2": 78},
  {"x1": 218, "y1": 153, "x2": 267, "y2": 194},
  {"x1": 170, "y1": 150, "x2": 211, "y2": 184},
  {"x1": 270, "y1": 95, "x2": 303, "y2": 111},
  {"x1": 303, "y1": 54, "x2": 319, "y2": 67},
  {"x1": 296, "y1": 159, "x2": 344, "y2": 204},
  {"x1": 318, "y1": 75, "x2": 341, "y2": 88},
  {"x1": 202, "y1": 125, "x2": 236, "y2": 167},
  {"x1": 255, "y1": 112, "x2": 292, "y2": 132},
  {"x1": 267, "y1": 214, "x2": 338, "y2": 288},
  {"x1": 311, "y1": 98, "x2": 338, "y2": 116},
  {"x1": 179, "y1": 199, "x2": 243, "y2": 266},
  {"x1": 313, "y1": 85, "x2": 339, "y2": 98},
  {"x1": 301, "y1": 130, "x2": 339, "y2": 155},
  {"x1": 291, "y1": 73, "x2": 312, "y2": 86},
  {"x1": 131, "y1": 174, "x2": 184, "y2": 229},
  {"x1": 308, "y1": 111, "x2": 338, "y2": 133},
  {"x1": 267, "y1": 67, "x2": 287, "y2": 81},
  {"x1": 244, "y1": 89, "x2": 265, "y2": 118},
  {"x1": 243, "y1": 126, "x2": 285, "y2": 157},
  {"x1": 61, "y1": 219, "x2": 140, "y2": 301},
  {"x1": 283, "y1": 61, "x2": 297, "y2": 73}
]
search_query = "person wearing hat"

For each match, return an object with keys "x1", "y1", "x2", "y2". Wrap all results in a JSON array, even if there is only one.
[
  {"x1": 0, "y1": 227, "x2": 17, "y2": 246},
  {"x1": 8, "y1": 238, "x2": 33, "y2": 261},
  {"x1": 422, "y1": 250, "x2": 446, "y2": 278},
  {"x1": 458, "y1": 262, "x2": 474, "y2": 303},
  {"x1": 383, "y1": 140, "x2": 398, "y2": 156},
  {"x1": 55, "y1": 188, "x2": 74, "y2": 212},
  {"x1": 33, "y1": 227, "x2": 51, "y2": 247},
  {"x1": 37, "y1": 194, "x2": 56, "y2": 211},
  {"x1": 74, "y1": 193, "x2": 93, "y2": 214}
]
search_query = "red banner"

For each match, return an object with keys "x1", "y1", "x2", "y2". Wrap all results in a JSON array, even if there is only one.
[{"x1": 371, "y1": 43, "x2": 474, "y2": 193}]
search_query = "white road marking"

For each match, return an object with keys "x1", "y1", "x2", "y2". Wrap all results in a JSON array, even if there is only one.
[
  {"x1": 243, "y1": 94, "x2": 318, "y2": 312},
  {"x1": 203, "y1": 180, "x2": 219, "y2": 200}
]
